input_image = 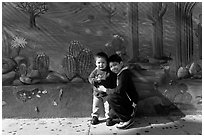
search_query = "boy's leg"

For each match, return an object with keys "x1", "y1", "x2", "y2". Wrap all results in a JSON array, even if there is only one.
[
  {"x1": 91, "y1": 95, "x2": 102, "y2": 118},
  {"x1": 103, "y1": 96, "x2": 119, "y2": 126},
  {"x1": 103, "y1": 96, "x2": 110, "y2": 119},
  {"x1": 91, "y1": 95, "x2": 103, "y2": 125}
]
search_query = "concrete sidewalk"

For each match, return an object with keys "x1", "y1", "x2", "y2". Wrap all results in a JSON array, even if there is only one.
[{"x1": 2, "y1": 114, "x2": 202, "y2": 135}]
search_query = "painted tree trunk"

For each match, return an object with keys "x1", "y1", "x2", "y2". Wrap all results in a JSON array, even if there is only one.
[
  {"x1": 152, "y1": 3, "x2": 165, "y2": 59},
  {"x1": 175, "y1": 3, "x2": 182, "y2": 69},
  {"x1": 175, "y1": 2, "x2": 196, "y2": 69},
  {"x1": 30, "y1": 13, "x2": 36, "y2": 28},
  {"x1": 198, "y1": 23, "x2": 202, "y2": 59},
  {"x1": 153, "y1": 17, "x2": 163, "y2": 59},
  {"x1": 129, "y1": 2, "x2": 139, "y2": 60}
]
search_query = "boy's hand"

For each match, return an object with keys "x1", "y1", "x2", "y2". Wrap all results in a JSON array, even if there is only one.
[
  {"x1": 132, "y1": 102, "x2": 137, "y2": 108},
  {"x1": 96, "y1": 78, "x2": 101, "y2": 82},
  {"x1": 98, "y1": 85, "x2": 107, "y2": 92},
  {"x1": 106, "y1": 89, "x2": 115, "y2": 94}
]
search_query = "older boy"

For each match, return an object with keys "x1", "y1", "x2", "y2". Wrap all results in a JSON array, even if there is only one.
[{"x1": 107, "y1": 54, "x2": 138, "y2": 129}]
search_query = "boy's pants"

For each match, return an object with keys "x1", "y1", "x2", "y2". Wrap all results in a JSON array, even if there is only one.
[
  {"x1": 91, "y1": 95, "x2": 110, "y2": 119},
  {"x1": 107, "y1": 93, "x2": 134, "y2": 122}
]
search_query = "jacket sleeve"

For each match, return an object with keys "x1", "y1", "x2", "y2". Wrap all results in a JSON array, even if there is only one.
[{"x1": 115, "y1": 70, "x2": 129, "y2": 94}]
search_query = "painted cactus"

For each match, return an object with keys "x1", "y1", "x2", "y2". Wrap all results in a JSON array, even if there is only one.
[
  {"x1": 33, "y1": 52, "x2": 50, "y2": 78},
  {"x1": 18, "y1": 63, "x2": 27, "y2": 77},
  {"x1": 77, "y1": 48, "x2": 94, "y2": 81},
  {"x1": 62, "y1": 54, "x2": 77, "y2": 80},
  {"x1": 67, "y1": 40, "x2": 84, "y2": 58}
]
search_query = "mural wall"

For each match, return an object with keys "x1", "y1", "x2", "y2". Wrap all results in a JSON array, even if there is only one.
[{"x1": 2, "y1": 2, "x2": 202, "y2": 118}]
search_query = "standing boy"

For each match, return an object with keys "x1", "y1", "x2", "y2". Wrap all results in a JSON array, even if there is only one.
[{"x1": 88, "y1": 52, "x2": 117, "y2": 126}]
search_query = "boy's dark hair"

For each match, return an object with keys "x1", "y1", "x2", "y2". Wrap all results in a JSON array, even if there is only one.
[
  {"x1": 108, "y1": 54, "x2": 122, "y2": 63},
  {"x1": 95, "y1": 52, "x2": 108, "y2": 61}
]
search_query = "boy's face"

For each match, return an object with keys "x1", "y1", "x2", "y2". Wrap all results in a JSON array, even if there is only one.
[
  {"x1": 95, "y1": 57, "x2": 107, "y2": 70},
  {"x1": 109, "y1": 61, "x2": 123, "y2": 74}
]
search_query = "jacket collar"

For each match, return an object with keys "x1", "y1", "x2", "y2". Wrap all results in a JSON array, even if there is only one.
[{"x1": 117, "y1": 66, "x2": 128, "y2": 76}]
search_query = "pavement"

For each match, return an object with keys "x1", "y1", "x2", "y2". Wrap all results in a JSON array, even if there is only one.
[{"x1": 2, "y1": 114, "x2": 202, "y2": 135}]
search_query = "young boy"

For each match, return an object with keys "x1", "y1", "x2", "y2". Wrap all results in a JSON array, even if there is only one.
[
  {"x1": 88, "y1": 52, "x2": 117, "y2": 126},
  {"x1": 107, "y1": 54, "x2": 139, "y2": 129}
]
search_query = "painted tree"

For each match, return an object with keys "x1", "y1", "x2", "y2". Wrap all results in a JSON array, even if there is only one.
[
  {"x1": 128, "y1": 2, "x2": 139, "y2": 61},
  {"x1": 194, "y1": 14, "x2": 202, "y2": 59},
  {"x1": 147, "y1": 3, "x2": 167, "y2": 59},
  {"x1": 175, "y1": 2, "x2": 196, "y2": 68},
  {"x1": 99, "y1": 2, "x2": 117, "y2": 23},
  {"x1": 15, "y1": 2, "x2": 48, "y2": 28}
]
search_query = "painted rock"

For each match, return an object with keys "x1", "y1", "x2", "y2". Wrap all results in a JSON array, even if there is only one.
[
  {"x1": 71, "y1": 76, "x2": 84, "y2": 83},
  {"x1": 45, "y1": 71, "x2": 68, "y2": 83},
  {"x1": 19, "y1": 76, "x2": 31, "y2": 84},
  {"x1": 2, "y1": 71, "x2": 16, "y2": 85},
  {"x1": 163, "y1": 86, "x2": 181, "y2": 102},
  {"x1": 189, "y1": 62, "x2": 201, "y2": 75},
  {"x1": 2, "y1": 57, "x2": 17, "y2": 74},
  {"x1": 177, "y1": 67, "x2": 189, "y2": 79},
  {"x1": 174, "y1": 92, "x2": 192, "y2": 104}
]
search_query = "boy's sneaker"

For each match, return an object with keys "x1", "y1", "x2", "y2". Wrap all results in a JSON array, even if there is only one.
[
  {"x1": 116, "y1": 117, "x2": 135, "y2": 129},
  {"x1": 106, "y1": 118, "x2": 116, "y2": 126},
  {"x1": 116, "y1": 108, "x2": 136, "y2": 129},
  {"x1": 91, "y1": 116, "x2": 99, "y2": 125}
]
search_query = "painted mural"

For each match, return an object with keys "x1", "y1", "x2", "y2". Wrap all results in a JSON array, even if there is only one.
[{"x1": 2, "y1": 2, "x2": 202, "y2": 119}]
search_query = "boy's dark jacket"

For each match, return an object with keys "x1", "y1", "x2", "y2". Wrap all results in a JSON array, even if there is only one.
[{"x1": 115, "y1": 66, "x2": 139, "y2": 104}]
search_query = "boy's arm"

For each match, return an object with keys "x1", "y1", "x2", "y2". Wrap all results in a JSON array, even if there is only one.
[
  {"x1": 115, "y1": 70, "x2": 138, "y2": 103},
  {"x1": 88, "y1": 69, "x2": 98, "y2": 85}
]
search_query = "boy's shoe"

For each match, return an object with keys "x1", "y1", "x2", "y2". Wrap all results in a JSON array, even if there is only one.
[
  {"x1": 106, "y1": 118, "x2": 116, "y2": 126},
  {"x1": 116, "y1": 117, "x2": 135, "y2": 129},
  {"x1": 91, "y1": 116, "x2": 99, "y2": 125},
  {"x1": 116, "y1": 107, "x2": 136, "y2": 129}
]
